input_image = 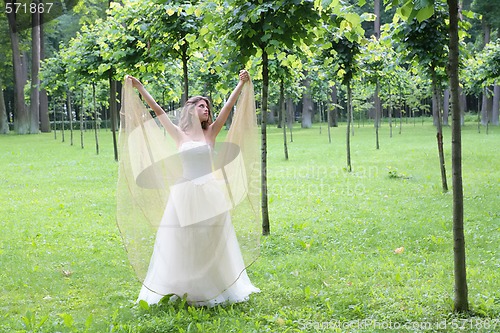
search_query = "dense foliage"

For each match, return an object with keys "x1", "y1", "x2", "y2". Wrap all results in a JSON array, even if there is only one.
[{"x1": 2, "y1": 0, "x2": 499, "y2": 132}]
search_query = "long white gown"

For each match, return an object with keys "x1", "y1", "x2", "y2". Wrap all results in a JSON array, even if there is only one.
[{"x1": 137, "y1": 141, "x2": 259, "y2": 306}]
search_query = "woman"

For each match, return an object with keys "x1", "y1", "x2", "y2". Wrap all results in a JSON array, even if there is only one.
[
  {"x1": 128, "y1": 70, "x2": 248, "y2": 149},
  {"x1": 118, "y1": 70, "x2": 260, "y2": 307}
]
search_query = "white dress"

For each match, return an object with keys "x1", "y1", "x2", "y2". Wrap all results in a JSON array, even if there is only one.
[{"x1": 137, "y1": 141, "x2": 259, "y2": 306}]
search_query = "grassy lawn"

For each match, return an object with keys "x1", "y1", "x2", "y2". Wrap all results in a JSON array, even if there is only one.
[{"x1": 0, "y1": 121, "x2": 499, "y2": 332}]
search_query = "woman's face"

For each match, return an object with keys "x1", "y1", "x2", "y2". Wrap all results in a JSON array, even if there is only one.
[{"x1": 195, "y1": 100, "x2": 209, "y2": 122}]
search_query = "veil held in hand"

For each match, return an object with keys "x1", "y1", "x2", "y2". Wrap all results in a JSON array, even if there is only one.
[{"x1": 116, "y1": 77, "x2": 261, "y2": 285}]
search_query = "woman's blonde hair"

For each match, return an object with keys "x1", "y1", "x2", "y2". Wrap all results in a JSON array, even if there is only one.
[{"x1": 179, "y1": 96, "x2": 213, "y2": 131}]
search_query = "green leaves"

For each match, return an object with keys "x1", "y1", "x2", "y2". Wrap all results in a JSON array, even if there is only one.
[
  {"x1": 396, "y1": 0, "x2": 435, "y2": 22},
  {"x1": 463, "y1": 41, "x2": 500, "y2": 94}
]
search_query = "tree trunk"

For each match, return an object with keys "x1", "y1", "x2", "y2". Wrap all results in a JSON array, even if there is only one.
[
  {"x1": 286, "y1": 96, "x2": 294, "y2": 142},
  {"x1": 7, "y1": 3, "x2": 29, "y2": 134},
  {"x1": 39, "y1": 14, "x2": 50, "y2": 133},
  {"x1": 480, "y1": 91, "x2": 492, "y2": 126},
  {"x1": 432, "y1": 90, "x2": 438, "y2": 126},
  {"x1": 443, "y1": 88, "x2": 450, "y2": 126},
  {"x1": 60, "y1": 103, "x2": 65, "y2": 143},
  {"x1": 388, "y1": 90, "x2": 393, "y2": 138},
  {"x1": 280, "y1": 79, "x2": 288, "y2": 160},
  {"x1": 432, "y1": 69, "x2": 448, "y2": 192},
  {"x1": 375, "y1": 80, "x2": 381, "y2": 149},
  {"x1": 93, "y1": 83, "x2": 99, "y2": 155},
  {"x1": 346, "y1": 81, "x2": 352, "y2": 172},
  {"x1": 459, "y1": 86, "x2": 466, "y2": 125},
  {"x1": 52, "y1": 103, "x2": 56, "y2": 139},
  {"x1": 373, "y1": 0, "x2": 382, "y2": 136},
  {"x1": 30, "y1": 4, "x2": 41, "y2": 134},
  {"x1": 109, "y1": 71, "x2": 118, "y2": 161},
  {"x1": 0, "y1": 81, "x2": 8, "y2": 134},
  {"x1": 80, "y1": 90, "x2": 85, "y2": 149},
  {"x1": 181, "y1": 48, "x2": 189, "y2": 105},
  {"x1": 480, "y1": 18, "x2": 491, "y2": 126},
  {"x1": 329, "y1": 85, "x2": 338, "y2": 127},
  {"x1": 374, "y1": 0, "x2": 381, "y2": 39},
  {"x1": 67, "y1": 91, "x2": 74, "y2": 146},
  {"x1": 301, "y1": 74, "x2": 313, "y2": 128},
  {"x1": 491, "y1": 85, "x2": 499, "y2": 125},
  {"x1": 261, "y1": 49, "x2": 270, "y2": 235},
  {"x1": 327, "y1": 105, "x2": 331, "y2": 143},
  {"x1": 447, "y1": 0, "x2": 468, "y2": 313}
]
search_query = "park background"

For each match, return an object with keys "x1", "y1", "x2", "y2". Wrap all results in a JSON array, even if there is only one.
[{"x1": 1, "y1": 0, "x2": 499, "y2": 332}]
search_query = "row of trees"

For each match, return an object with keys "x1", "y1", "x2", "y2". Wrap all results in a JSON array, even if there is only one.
[
  {"x1": 1, "y1": 0, "x2": 498, "y2": 313},
  {"x1": 1, "y1": 0, "x2": 499, "y2": 139}
]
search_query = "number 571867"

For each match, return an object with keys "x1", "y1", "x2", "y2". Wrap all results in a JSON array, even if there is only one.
[{"x1": 5, "y1": 2, "x2": 53, "y2": 14}]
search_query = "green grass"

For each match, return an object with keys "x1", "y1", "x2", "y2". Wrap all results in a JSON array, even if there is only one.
[{"x1": 0, "y1": 121, "x2": 499, "y2": 332}]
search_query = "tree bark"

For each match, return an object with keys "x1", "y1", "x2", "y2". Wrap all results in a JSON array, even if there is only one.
[
  {"x1": 0, "y1": 81, "x2": 8, "y2": 134},
  {"x1": 93, "y1": 83, "x2": 99, "y2": 155},
  {"x1": 30, "y1": 4, "x2": 41, "y2": 134},
  {"x1": 443, "y1": 88, "x2": 450, "y2": 126},
  {"x1": 39, "y1": 13, "x2": 50, "y2": 133},
  {"x1": 388, "y1": 88, "x2": 393, "y2": 138},
  {"x1": 80, "y1": 90, "x2": 85, "y2": 149},
  {"x1": 373, "y1": 0, "x2": 382, "y2": 135},
  {"x1": 432, "y1": 68, "x2": 448, "y2": 192},
  {"x1": 67, "y1": 91, "x2": 73, "y2": 146},
  {"x1": 109, "y1": 71, "x2": 118, "y2": 161},
  {"x1": 280, "y1": 79, "x2": 288, "y2": 160},
  {"x1": 181, "y1": 48, "x2": 189, "y2": 105},
  {"x1": 261, "y1": 49, "x2": 270, "y2": 235},
  {"x1": 346, "y1": 81, "x2": 352, "y2": 172},
  {"x1": 447, "y1": 0, "x2": 468, "y2": 312},
  {"x1": 329, "y1": 85, "x2": 338, "y2": 127},
  {"x1": 374, "y1": 0, "x2": 381, "y2": 39},
  {"x1": 375, "y1": 80, "x2": 381, "y2": 149},
  {"x1": 459, "y1": 86, "x2": 466, "y2": 125},
  {"x1": 480, "y1": 18, "x2": 491, "y2": 126},
  {"x1": 491, "y1": 85, "x2": 499, "y2": 125},
  {"x1": 301, "y1": 74, "x2": 313, "y2": 128},
  {"x1": 7, "y1": 2, "x2": 29, "y2": 134},
  {"x1": 286, "y1": 96, "x2": 294, "y2": 142}
]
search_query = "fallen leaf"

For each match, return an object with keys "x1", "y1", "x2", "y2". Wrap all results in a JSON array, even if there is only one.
[
  {"x1": 62, "y1": 270, "x2": 73, "y2": 277},
  {"x1": 394, "y1": 247, "x2": 405, "y2": 254}
]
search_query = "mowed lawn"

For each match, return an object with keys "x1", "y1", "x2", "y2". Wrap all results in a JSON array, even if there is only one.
[{"x1": 0, "y1": 121, "x2": 499, "y2": 332}]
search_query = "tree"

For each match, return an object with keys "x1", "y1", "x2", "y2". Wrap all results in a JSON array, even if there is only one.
[
  {"x1": 328, "y1": 35, "x2": 361, "y2": 172},
  {"x1": 133, "y1": 0, "x2": 205, "y2": 105},
  {"x1": 6, "y1": 0, "x2": 29, "y2": 134},
  {"x1": 395, "y1": 7, "x2": 449, "y2": 192},
  {"x1": 39, "y1": 14, "x2": 50, "y2": 133},
  {"x1": 30, "y1": 1, "x2": 41, "y2": 134},
  {"x1": 360, "y1": 35, "x2": 393, "y2": 149},
  {"x1": 0, "y1": 77, "x2": 8, "y2": 134},
  {"x1": 472, "y1": 0, "x2": 500, "y2": 126},
  {"x1": 464, "y1": 41, "x2": 500, "y2": 126},
  {"x1": 393, "y1": 0, "x2": 470, "y2": 313},
  {"x1": 448, "y1": 0, "x2": 469, "y2": 313},
  {"x1": 0, "y1": 14, "x2": 10, "y2": 134},
  {"x1": 223, "y1": 0, "x2": 323, "y2": 235},
  {"x1": 319, "y1": 3, "x2": 371, "y2": 172}
]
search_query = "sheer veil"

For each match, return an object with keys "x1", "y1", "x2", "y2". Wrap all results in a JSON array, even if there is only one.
[{"x1": 116, "y1": 76, "x2": 260, "y2": 291}]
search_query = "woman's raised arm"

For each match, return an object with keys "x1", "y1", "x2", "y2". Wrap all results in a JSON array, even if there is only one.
[
  {"x1": 127, "y1": 76, "x2": 181, "y2": 142},
  {"x1": 209, "y1": 70, "x2": 249, "y2": 139}
]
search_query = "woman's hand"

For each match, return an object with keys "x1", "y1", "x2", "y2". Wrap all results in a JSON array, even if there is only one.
[
  {"x1": 126, "y1": 75, "x2": 143, "y2": 89},
  {"x1": 239, "y1": 70, "x2": 250, "y2": 83}
]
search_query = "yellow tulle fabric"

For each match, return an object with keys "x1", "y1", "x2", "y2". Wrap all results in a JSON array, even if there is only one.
[{"x1": 116, "y1": 77, "x2": 260, "y2": 305}]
